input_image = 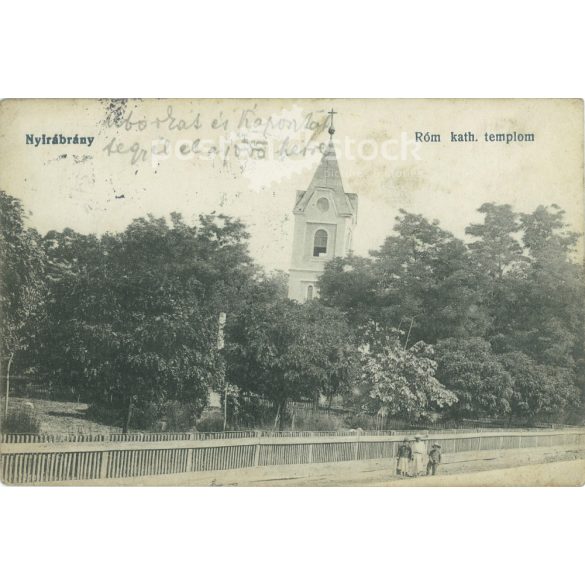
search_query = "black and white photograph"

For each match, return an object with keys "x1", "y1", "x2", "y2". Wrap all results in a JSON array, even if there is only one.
[
  {"x1": 2, "y1": 4, "x2": 585, "y2": 585},
  {"x1": 1, "y1": 98, "x2": 583, "y2": 486}
]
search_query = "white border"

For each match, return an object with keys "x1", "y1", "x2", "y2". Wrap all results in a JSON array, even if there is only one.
[{"x1": 1, "y1": 2, "x2": 583, "y2": 585}]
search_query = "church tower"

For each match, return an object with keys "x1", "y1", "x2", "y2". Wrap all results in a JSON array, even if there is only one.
[{"x1": 288, "y1": 111, "x2": 358, "y2": 302}]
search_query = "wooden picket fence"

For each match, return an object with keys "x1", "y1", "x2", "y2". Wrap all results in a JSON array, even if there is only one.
[
  {"x1": 0, "y1": 431, "x2": 259, "y2": 444},
  {"x1": 1, "y1": 428, "x2": 584, "y2": 484},
  {"x1": 2, "y1": 425, "x2": 576, "y2": 444}
]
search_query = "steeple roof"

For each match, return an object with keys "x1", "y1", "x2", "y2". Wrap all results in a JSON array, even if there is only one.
[
  {"x1": 307, "y1": 140, "x2": 345, "y2": 194},
  {"x1": 294, "y1": 138, "x2": 356, "y2": 216}
]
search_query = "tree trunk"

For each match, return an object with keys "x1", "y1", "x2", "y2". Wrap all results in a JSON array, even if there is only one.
[
  {"x1": 0, "y1": 352, "x2": 3, "y2": 421},
  {"x1": 4, "y1": 352, "x2": 14, "y2": 418},
  {"x1": 404, "y1": 317, "x2": 415, "y2": 349},
  {"x1": 312, "y1": 393, "x2": 320, "y2": 412},
  {"x1": 223, "y1": 385, "x2": 228, "y2": 432},
  {"x1": 0, "y1": 352, "x2": 3, "y2": 432},
  {"x1": 123, "y1": 397, "x2": 134, "y2": 434},
  {"x1": 278, "y1": 398, "x2": 288, "y2": 431}
]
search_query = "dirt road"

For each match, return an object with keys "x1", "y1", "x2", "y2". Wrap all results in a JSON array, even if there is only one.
[{"x1": 40, "y1": 444, "x2": 585, "y2": 486}]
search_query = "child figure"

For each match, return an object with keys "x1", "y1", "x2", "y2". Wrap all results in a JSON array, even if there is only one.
[
  {"x1": 427, "y1": 443, "x2": 442, "y2": 476},
  {"x1": 396, "y1": 438, "x2": 412, "y2": 476}
]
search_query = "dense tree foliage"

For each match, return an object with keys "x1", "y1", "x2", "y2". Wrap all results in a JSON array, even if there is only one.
[
  {"x1": 35, "y1": 213, "x2": 255, "y2": 428},
  {"x1": 499, "y1": 351, "x2": 580, "y2": 422},
  {"x1": 2, "y1": 188, "x2": 583, "y2": 429},
  {"x1": 226, "y1": 292, "x2": 359, "y2": 428},
  {"x1": 435, "y1": 338, "x2": 514, "y2": 418},
  {"x1": 0, "y1": 191, "x2": 46, "y2": 409},
  {"x1": 358, "y1": 325, "x2": 457, "y2": 421},
  {"x1": 320, "y1": 204, "x2": 585, "y2": 423},
  {"x1": 320, "y1": 210, "x2": 487, "y2": 342}
]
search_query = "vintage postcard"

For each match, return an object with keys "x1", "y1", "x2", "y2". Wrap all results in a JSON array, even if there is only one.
[{"x1": 0, "y1": 98, "x2": 583, "y2": 486}]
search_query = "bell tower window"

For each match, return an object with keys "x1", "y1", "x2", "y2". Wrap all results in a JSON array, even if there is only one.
[{"x1": 313, "y1": 229, "x2": 328, "y2": 257}]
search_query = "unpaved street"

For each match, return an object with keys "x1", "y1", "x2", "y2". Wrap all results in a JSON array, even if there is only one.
[{"x1": 39, "y1": 444, "x2": 585, "y2": 486}]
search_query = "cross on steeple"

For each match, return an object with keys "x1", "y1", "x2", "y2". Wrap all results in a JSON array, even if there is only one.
[{"x1": 328, "y1": 108, "x2": 337, "y2": 137}]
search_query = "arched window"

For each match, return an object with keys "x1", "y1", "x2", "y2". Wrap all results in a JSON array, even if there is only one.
[
  {"x1": 306, "y1": 285, "x2": 314, "y2": 301},
  {"x1": 313, "y1": 229, "x2": 328, "y2": 257}
]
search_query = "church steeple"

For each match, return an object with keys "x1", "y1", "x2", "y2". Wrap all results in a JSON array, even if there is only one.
[
  {"x1": 287, "y1": 109, "x2": 358, "y2": 302},
  {"x1": 297, "y1": 141, "x2": 346, "y2": 208},
  {"x1": 294, "y1": 112, "x2": 354, "y2": 216}
]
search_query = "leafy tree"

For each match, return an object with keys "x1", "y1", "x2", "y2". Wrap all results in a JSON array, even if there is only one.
[
  {"x1": 463, "y1": 203, "x2": 531, "y2": 348},
  {"x1": 226, "y1": 293, "x2": 359, "y2": 428},
  {"x1": 359, "y1": 325, "x2": 457, "y2": 421},
  {"x1": 488, "y1": 206, "x2": 584, "y2": 369},
  {"x1": 498, "y1": 351, "x2": 580, "y2": 422},
  {"x1": 435, "y1": 338, "x2": 514, "y2": 419},
  {"x1": 463, "y1": 203, "x2": 584, "y2": 377},
  {"x1": 34, "y1": 228, "x2": 106, "y2": 400},
  {"x1": 516, "y1": 205, "x2": 583, "y2": 368},
  {"x1": 37, "y1": 213, "x2": 255, "y2": 430},
  {"x1": 0, "y1": 191, "x2": 46, "y2": 415},
  {"x1": 520, "y1": 204, "x2": 580, "y2": 261},
  {"x1": 321, "y1": 210, "x2": 486, "y2": 343},
  {"x1": 320, "y1": 202, "x2": 585, "y2": 423},
  {"x1": 318, "y1": 256, "x2": 379, "y2": 325},
  {"x1": 465, "y1": 203, "x2": 526, "y2": 280}
]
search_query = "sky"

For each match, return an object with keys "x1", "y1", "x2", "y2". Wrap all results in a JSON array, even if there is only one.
[{"x1": 1, "y1": 98, "x2": 583, "y2": 270}]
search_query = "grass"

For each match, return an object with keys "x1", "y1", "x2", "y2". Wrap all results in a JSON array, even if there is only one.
[
  {"x1": 1, "y1": 408, "x2": 41, "y2": 433},
  {"x1": 2, "y1": 397, "x2": 120, "y2": 435},
  {"x1": 1, "y1": 397, "x2": 355, "y2": 435}
]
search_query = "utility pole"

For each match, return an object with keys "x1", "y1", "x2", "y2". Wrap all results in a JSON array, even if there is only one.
[{"x1": 217, "y1": 312, "x2": 228, "y2": 431}]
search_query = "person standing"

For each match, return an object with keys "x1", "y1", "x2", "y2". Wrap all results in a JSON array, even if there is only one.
[
  {"x1": 427, "y1": 443, "x2": 442, "y2": 476},
  {"x1": 410, "y1": 435, "x2": 426, "y2": 476},
  {"x1": 396, "y1": 438, "x2": 412, "y2": 476}
]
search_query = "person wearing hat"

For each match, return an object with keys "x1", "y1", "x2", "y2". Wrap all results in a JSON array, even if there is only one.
[
  {"x1": 410, "y1": 435, "x2": 426, "y2": 476},
  {"x1": 396, "y1": 437, "x2": 412, "y2": 477},
  {"x1": 427, "y1": 443, "x2": 442, "y2": 476}
]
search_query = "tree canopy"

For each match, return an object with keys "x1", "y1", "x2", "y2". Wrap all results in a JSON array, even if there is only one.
[
  {"x1": 226, "y1": 292, "x2": 359, "y2": 427},
  {"x1": 35, "y1": 213, "x2": 256, "y2": 428},
  {"x1": 320, "y1": 203, "x2": 585, "y2": 423},
  {"x1": 2, "y1": 190, "x2": 583, "y2": 429},
  {"x1": 0, "y1": 192, "x2": 46, "y2": 363}
]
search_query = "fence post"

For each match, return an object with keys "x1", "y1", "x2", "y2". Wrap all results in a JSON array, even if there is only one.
[
  {"x1": 99, "y1": 450, "x2": 110, "y2": 479},
  {"x1": 253, "y1": 431, "x2": 261, "y2": 467},
  {"x1": 353, "y1": 430, "x2": 361, "y2": 460},
  {"x1": 186, "y1": 448, "x2": 194, "y2": 473}
]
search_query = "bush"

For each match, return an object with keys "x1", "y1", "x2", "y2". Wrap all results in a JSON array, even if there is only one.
[
  {"x1": 159, "y1": 401, "x2": 198, "y2": 432},
  {"x1": 196, "y1": 411, "x2": 225, "y2": 432},
  {"x1": 230, "y1": 394, "x2": 275, "y2": 429},
  {"x1": 86, "y1": 400, "x2": 199, "y2": 432},
  {"x1": 85, "y1": 403, "x2": 125, "y2": 427},
  {"x1": 2, "y1": 409, "x2": 41, "y2": 434},
  {"x1": 343, "y1": 412, "x2": 380, "y2": 431},
  {"x1": 290, "y1": 411, "x2": 345, "y2": 432},
  {"x1": 128, "y1": 402, "x2": 161, "y2": 430}
]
